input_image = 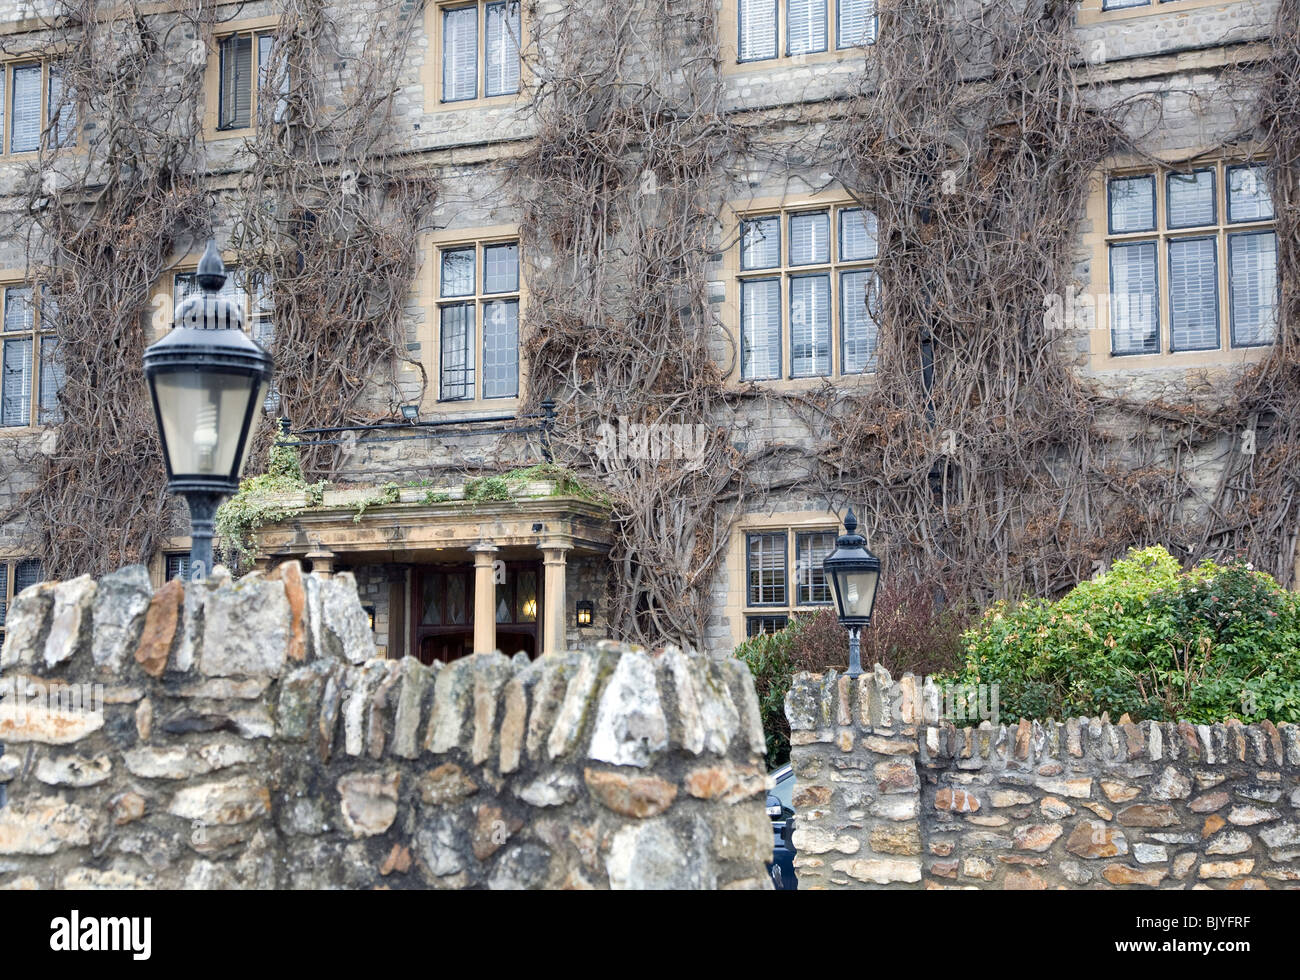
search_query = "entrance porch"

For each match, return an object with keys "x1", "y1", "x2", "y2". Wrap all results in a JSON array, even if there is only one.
[{"x1": 248, "y1": 479, "x2": 613, "y2": 661}]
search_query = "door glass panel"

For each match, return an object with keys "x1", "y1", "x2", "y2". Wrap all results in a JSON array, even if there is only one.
[
  {"x1": 446, "y1": 573, "x2": 467, "y2": 625},
  {"x1": 422, "y1": 574, "x2": 443, "y2": 625},
  {"x1": 516, "y1": 568, "x2": 537, "y2": 622}
]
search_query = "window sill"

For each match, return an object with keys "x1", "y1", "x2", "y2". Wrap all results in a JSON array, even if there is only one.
[
  {"x1": 731, "y1": 372, "x2": 873, "y2": 392},
  {"x1": 1094, "y1": 344, "x2": 1271, "y2": 370},
  {"x1": 428, "y1": 396, "x2": 521, "y2": 414},
  {"x1": 0, "y1": 143, "x2": 83, "y2": 162},
  {"x1": 722, "y1": 45, "x2": 871, "y2": 77},
  {"x1": 0, "y1": 423, "x2": 52, "y2": 437},
  {"x1": 1077, "y1": 0, "x2": 1244, "y2": 25},
  {"x1": 425, "y1": 90, "x2": 528, "y2": 115},
  {"x1": 203, "y1": 125, "x2": 257, "y2": 143}
]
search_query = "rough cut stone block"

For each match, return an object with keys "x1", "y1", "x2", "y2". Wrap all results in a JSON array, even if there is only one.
[
  {"x1": 831, "y1": 856, "x2": 922, "y2": 884},
  {"x1": 606, "y1": 817, "x2": 715, "y2": 890},
  {"x1": 391, "y1": 657, "x2": 435, "y2": 760},
  {"x1": 724, "y1": 657, "x2": 767, "y2": 756},
  {"x1": 524, "y1": 652, "x2": 577, "y2": 761},
  {"x1": 43, "y1": 575, "x2": 96, "y2": 669},
  {"x1": 655, "y1": 648, "x2": 697, "y2": 754},
  {"x1": 589, "y1": 650, "x2": 668, "y2": 767},
  {"x1": 277, "y1": 661, "x2": 334, "y2": 741},
  {"x1": 317, "y1": 573, "x2": 378, "y2": 664},
  {"x1": 91, "y1": 565, "x2": 152, "y2": 673},
  {"x1": 201, "y1": 577, "x2": 290, "y2": 677},
  {"x1": 0, "y1": 797, "x2": 94, "y2": 855},
  {"x1": 1, "y1": 581, "x2": 56, "y2": 670},
  {"x1": 547, "y1": 654, "x2": 602, "y2": 761},
  {"x1": 426, "y1": 656, "x2": 475, "y2": 754},
  {"x1": 34, "y1": 753, "x2": 112, "y2": 787},
  {"x1": 470, "y1": 653, "x2": 514, "y2": 765},
  {"x1": 168, "y1": 775, "x2": 271, "y2": 826},
  {"x1": 123, "y1": 740, "x2": 256, "y2": 779},
  {"x1": 342, "y1": 662, "x2": 391, "y2": 757},
  {"x1": 337, "y1": 772, "x2": 400, "y2": 838},
  {"x1": 134, "y1": 578, "x2": 183, "y2": 678},
  {"x1": 0, "y1": 676, "x2": 105, "y2": 745}
]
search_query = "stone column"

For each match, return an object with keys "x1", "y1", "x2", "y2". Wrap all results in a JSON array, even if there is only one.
[
  {"x1": 305, "y1": 547, "x2": 335, "y2": 578},
  {"x1": 539, "y1": 536, "x2": 573, "y2": 656},
  {"x1": 470, "y1": 541, "x2": 499, "y2": 654}
]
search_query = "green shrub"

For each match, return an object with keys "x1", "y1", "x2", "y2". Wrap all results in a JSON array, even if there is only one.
[
  {"x1": 954, "y1": 545, "x2": 1300, "y2": 724},
  {"x1": 733, "y1": 621, "x2": 804, "y2": 767}
]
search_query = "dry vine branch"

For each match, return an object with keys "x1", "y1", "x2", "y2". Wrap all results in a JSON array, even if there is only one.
[
  {"x1": 512, "y1": 0, "x2": 749, "y2": 647},
  {"x1": 3, "y1": 0, "x2": 212, "y2": 578},
  {"x1": 763, "y1": 0, "x2": 1298, "y2": 606},
  {"x1": 230, "y1": 0, "x2": 437, "y2": 482}
]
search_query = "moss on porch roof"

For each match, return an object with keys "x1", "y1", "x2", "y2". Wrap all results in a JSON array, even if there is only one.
[{"x1": 216, "y1": 447, "x2": 609, "y2": 565}]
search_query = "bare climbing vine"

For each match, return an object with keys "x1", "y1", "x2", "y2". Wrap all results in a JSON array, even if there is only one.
[
  {"x1": 229, "y1": 0, "x2": 437, "y2": 481},
  {"x1": 3, "y1": 0, "x2": 211, "y2": 577},
  {"x1": 513, "y1": 0, "x2": 1300, "y2": 646},
  {"x1": 3, "y1": 0, "x2": 434, "y2": 577},
  {"x1": 512, "y1": 0, "x2": 749, "y2": 647}
]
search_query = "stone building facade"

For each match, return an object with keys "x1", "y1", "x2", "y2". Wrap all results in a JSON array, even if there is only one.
[{"x1": 0, "y1": 0, "x2": 1287, "y2": 661}]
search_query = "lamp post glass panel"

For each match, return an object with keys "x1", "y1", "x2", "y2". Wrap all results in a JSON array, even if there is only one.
[
  {"x1": 143, "y1": 240, "x2": 273, "y2": 579},
  {"x1": 822, "y1": 509, "x2": 882, "y2": 678}
]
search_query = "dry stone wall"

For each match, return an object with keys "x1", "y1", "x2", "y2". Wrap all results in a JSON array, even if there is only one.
[
  {"x1": 0, "y1": 564, "x2": 771, "y2": 889},
  {"x1": 786, "y1": 667, "x2": 1300, "y2": 890}
]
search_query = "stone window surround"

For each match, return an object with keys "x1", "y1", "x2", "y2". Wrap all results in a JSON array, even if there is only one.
[
  {"x1": 0, "y1": 56, "x2": 77, "y2": 158},
  {"x1": 719, "y1": 0, "x2": 876, "y2": 76},
  {"x1": 422, "y1": 0, "x2": 530, "y2": 114},
  {"x1": 0, "y1": 554, "x2": 43, "y2": 647},
  {"x1": 721, "y1": 191, "x2": 879, "y2": 389},
  {"x1": 201, "y1": 14, "x2": 283, "y2": 142},
  {"x1": 1082, "y1": 151, "x2": 1277, "y2": 373},
  {"x1": 0, "y1": 277, "x2": 59, "y2": 431},
  {"x1": 419, "y1": 224, "x2": 525, "y2": 413},
  {"x1": 725, "y1": 507, "x2": 843, "y2": 648}
]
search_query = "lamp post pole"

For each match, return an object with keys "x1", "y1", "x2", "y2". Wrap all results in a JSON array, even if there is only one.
[
  {"x1": 847, "y1": 624, "x2": 862, "y2": 680},
  {"x1": 185, "y1": 491, "x2": 223, "y2": 579}
]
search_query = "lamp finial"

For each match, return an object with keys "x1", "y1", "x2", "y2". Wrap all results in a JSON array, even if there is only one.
[{"x1": 196, "y1": 239, "x2": 227, "y2": 292}]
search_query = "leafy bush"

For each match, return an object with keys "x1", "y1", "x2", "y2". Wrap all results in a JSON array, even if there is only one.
[
  {"x1": 733, "y1": 623, "x2": 803, "y2": 766},
  {"x1": 953, "y1": 545, "x2": 1300, "y2": 724},
  {"x1": 734, "y1": 580, "x2": 969, "y2": 766}
]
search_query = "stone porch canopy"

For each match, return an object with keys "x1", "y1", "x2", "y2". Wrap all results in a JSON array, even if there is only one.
[{"x1": 246, "y1": 477, "x2": 613, "y2": 657}]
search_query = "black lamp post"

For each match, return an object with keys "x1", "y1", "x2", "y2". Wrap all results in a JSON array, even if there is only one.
[
  {"x1": 143, "y1": 240, "x2": 273, "y2": 578},
  {"x1": 822, "y1": 509, "x2": 882, "y2": 679}
]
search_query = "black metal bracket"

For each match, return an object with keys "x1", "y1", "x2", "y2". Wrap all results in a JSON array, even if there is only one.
[{"x1": 273, "y1": 401, "x2": 560, "y2": 458}]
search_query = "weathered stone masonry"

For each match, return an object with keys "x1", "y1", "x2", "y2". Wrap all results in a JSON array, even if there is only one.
[
  {"x1": 0, "y1": 565, "x2": 771, "y2": 889},
  {"x1": 786, "y1": 668, "x2": 1300, "y2": 889}
]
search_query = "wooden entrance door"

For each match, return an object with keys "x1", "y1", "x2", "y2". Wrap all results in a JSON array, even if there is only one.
[{"x1": 411, "y1": 562, "x2": 541, "y2": 665}]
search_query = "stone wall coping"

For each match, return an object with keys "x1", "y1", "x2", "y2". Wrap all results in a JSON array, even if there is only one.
[{"x1": 786, "y1": 668, "x2": 1300, "y2": 770}]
